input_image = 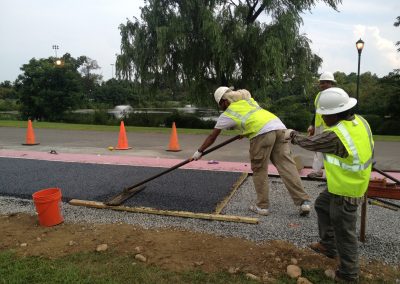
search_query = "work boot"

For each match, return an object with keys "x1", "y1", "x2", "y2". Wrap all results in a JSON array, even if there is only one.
[
  {"x1": 299, "y1": 200, "x2": 311, "y2": 216},
  {"x1": 309, "y1": 242, "x2": 337, "y2": 259},
  {"x1": 334, "y1": 270, "x2": 359, "y2": 283},
  {"x1": 307, "y1": 171, "x2": 323, "y2": 178},
  {"x1": 249, "y1": 205, "x2": 269, "y2": 216}
]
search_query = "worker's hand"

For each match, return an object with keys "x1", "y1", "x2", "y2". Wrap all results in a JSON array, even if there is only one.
[
  {"x1": 284, "y1": 129, "x2": 294, "y2": 141},
  {"x1": 191, "y1": 150, "x2": 203, "y2": 161},
  {"x1": 307, "y1": 125, "x2": 315, "y2": 136}
]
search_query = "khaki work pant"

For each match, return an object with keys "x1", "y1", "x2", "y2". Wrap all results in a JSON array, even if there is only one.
[{"x1": 250, "y1": 130, "x2": 310, "y2": 209}]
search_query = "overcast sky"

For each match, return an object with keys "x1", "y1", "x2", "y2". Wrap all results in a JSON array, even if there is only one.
[{"x1": 1, "y1": 0, "x2": 399, "y2": 83}]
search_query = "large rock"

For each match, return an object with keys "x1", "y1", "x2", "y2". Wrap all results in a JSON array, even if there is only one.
[
  {"x1": 96, "y1": 244, "x2": 108, "y2": 252},
  {"x1": 287, "y1": 264, "x2": 302, "y2": 278}
]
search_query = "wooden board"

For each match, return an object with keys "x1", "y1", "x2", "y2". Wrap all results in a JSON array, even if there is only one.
[
  {"x1": 215, "y1": 172, "x2": 248, "y2": 214},
  {"x1": 69, "y1": 199, "x2": 259, "y2": 224}
]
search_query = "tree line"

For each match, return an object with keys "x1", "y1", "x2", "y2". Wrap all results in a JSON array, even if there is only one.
[{"x1": 0, "y1": 2, "x2": 399, "y2": 134}]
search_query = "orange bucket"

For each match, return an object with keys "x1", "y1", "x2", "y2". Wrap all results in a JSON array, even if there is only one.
[{"x1": 32, "y1": 188, "x2": 64, "y2": 227}]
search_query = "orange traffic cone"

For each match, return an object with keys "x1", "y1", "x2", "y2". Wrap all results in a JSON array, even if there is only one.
[
  {"x1": 115, "y1": 121, "x2": 132, "y2": 150},
  {"x1": 166, "y1": 122, "x2": 181, "y2": 152},
  {"x1": 22, "y1": 119, "x2": 40, "y2": 145}
]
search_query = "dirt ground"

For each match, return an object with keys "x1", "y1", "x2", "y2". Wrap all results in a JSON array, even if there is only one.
[{"x1": 1, "y1": 213, "x2": 399, "y2": 282}]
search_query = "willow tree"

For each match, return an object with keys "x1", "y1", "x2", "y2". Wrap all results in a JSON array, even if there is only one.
[{"x1": 117, "y1": 0, "x2": 340, "y2": 105}]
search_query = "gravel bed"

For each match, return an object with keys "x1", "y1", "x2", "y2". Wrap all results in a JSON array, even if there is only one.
[{"x1": 1, "y1": 177, "x2": 399, "y2": 264}]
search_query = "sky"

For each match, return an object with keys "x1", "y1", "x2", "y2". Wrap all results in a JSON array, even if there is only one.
[{"x1": 1, "y1": 0, "x2": 399, "y2": 83}]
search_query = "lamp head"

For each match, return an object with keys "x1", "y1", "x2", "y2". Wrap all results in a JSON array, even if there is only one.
[{"x1": 356, "y1": 38, "x2": 364, "y2": 54}]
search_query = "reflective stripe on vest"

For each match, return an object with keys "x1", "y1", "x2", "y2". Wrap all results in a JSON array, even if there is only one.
[
  {"x1": 323, "y1": 115, "x2": 374, "y2": 197},
  {"x1": 225, "y1": 100, "x2": 262, "y2": 130},
  {"x1": 358, "y1": 115, "x2": 375, "y2": 159},
  {"x1": 223, "y1": 99, "x2": 276, "y2": 138}
]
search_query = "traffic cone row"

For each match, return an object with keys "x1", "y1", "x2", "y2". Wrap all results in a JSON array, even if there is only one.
[{"x1": 21, "y1": 119, "x2": 183, "y2": 151}]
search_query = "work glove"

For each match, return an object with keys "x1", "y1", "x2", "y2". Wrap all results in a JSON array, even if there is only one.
[
  {"x1": 191, "y1": 150, "x2": 203, "y2": 161},
  {"x1": 307, "y1": 125, "x2": 315, "y2": 136},
  {"x1": 284, "y1": 129, "x2": 294, "y2": 141}
]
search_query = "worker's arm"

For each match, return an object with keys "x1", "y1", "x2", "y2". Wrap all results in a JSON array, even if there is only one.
[
  {"x1": 192, "y1": 128, "x2": 222, "y2": 160},
  {"x1": 198, "y1": 128, "x2": 222, "y2": 152},
  {"x1": 289, "y1": 130, "x2": 348, "y2": 158}
]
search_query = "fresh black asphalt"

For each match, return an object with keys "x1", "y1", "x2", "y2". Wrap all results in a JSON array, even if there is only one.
[{"x1": 0, "y1": 157, "x2": 243, "y2": 213}]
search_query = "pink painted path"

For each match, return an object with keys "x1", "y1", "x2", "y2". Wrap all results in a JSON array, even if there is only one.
[{"x1": 0, "y1": 149, "x2": 399, "y2": 182}]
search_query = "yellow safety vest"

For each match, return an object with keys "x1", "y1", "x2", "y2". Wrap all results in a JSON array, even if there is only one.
[
  {"x1": 323, "y1": 115, "x2": 374, "y2": 197},
  {"x1": 314, "y1": 92, "x2": 326, "y2": 128},
  {"x1": 223, "y1": 98, "x2": 277, "y2": 139}
]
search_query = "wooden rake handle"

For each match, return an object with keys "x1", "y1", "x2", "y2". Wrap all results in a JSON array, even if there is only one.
[{"x1": 123, "y1": 135, "x2": 241, "y2": 192}]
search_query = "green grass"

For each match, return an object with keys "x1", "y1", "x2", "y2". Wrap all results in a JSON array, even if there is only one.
[
  {"x1": 1, "y1": 120, "x2": 398, "y2": 141},
  {"x1": 371, "y1": 135, "x2": 400, "y2": 142},
  {"x1": 0, "y1": 250, "x2": 258, "y2": 284}
]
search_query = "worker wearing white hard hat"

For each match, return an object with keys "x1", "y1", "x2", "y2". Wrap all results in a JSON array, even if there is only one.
[
  {"x1": 307, "y1": 71, "x2": 337, "y2": 178},
  {"x1": 286, "y1": 87, "x2": 374, "y2": 282},
  {"x1": 191, "y1": 86, "x2": 312, "y2": 217}
]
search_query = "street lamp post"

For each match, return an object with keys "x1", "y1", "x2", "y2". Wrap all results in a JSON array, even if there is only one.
[
  {"x1": 356, "y1": 38, "x2": 364, "y2": 112},
  {"x1": 111, "y1": 64, "x2": 114, "y2": 78}
]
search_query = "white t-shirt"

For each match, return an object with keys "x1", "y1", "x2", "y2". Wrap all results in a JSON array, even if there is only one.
[{"x1": 214, "y1": 113, "x2": 286, "y2": 137}]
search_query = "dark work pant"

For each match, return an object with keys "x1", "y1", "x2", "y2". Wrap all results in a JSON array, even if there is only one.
[{"x1": 315, "y1": 189, "x2": 359, "y2": 279}]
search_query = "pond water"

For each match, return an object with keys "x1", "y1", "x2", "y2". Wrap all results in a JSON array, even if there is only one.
[{"x1": 110, "y1": 105, "x2": 221, "y2": 121}]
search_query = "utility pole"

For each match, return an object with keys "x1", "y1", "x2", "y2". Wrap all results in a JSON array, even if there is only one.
[{"x1": 111, "y1": 64, "x2": 114, "y2": 79}]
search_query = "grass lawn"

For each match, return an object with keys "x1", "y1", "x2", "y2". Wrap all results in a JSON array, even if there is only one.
[{"x1": 0, "y1": 120, "x2": 238, "y2": 135}]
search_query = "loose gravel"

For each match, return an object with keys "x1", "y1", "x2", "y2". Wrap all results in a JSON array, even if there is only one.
[{"x1": 1, "y1": 177, "x2": 399, "y2": 264}]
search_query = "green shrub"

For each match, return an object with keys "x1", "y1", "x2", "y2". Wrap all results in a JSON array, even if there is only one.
[
  {"x1": 0, "y1": 99, "x2": 18, "y2": 111},
  {"x1": 164, "y1": 111, "x2": 215, "y2": 129},
  {"x1": 377, "y1": 119, "x2": 400, "y2": 135},
  {"x1": 93, "y1": 110, "x2": 111, "y2": 125},
  {"x1": 124, "y1": 111, "x2": 167, "y2": 127},
  {"x1": 361, "y1": 114, "x2": 383, "y2": 134}
]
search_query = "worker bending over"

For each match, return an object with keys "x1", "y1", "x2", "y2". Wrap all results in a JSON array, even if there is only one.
[
  {"x1": 286, "y1": 87, "x2": 374, "y2": 282},
  {"x1": 192, "y1": 87, "x2": 311, "y2": 217}
]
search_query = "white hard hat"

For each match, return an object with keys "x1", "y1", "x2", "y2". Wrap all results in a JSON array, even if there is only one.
[
  {"x1": 316, "y1": 87, "x2": 357, "y2": 115},
  {"x1": 319, "y1": 72, "x2": 336, "y2": 83},
  {"x1": 214, "y1": 86, "x2": 230, "y2": 104}
]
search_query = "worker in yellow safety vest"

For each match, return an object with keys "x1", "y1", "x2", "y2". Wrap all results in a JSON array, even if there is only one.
[
  {"x1": 307, "y1": 72, "x2": 336, "y2": 178},
  {"x1": 286, "y1": 87, "x2": 374, "y2": 282},
  {"x1": 191, "y1": 87, "x2": 311, "y2": 217}
]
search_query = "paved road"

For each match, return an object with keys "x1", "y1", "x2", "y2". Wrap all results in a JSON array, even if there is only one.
[{"x1": 1, "y1": 127, "x2": 399, "y2": 171}]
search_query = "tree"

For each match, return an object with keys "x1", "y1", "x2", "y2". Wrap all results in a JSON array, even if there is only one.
[
  {"x1": 79, "y1": 57, "x2": 102, "y2": 104},
  {"x1": 0, "y1": 80, "x2": 19, "y2": 111},
  {"x1": 117, "y1": 0, "x2": 339, "y2": 105},
  {"x1": 93, "y1": 79, "x2": 135, "y2": 106},
  {"x1": 379, "y1": 70, "x2": 400, "y2": 118},
  {"x1": 395, "y1": 16, "x2": 400, "y2": 52},
  {"x1": 0, "y1": 80, "x2": 18, "y2": 100},
  {"x1": 16, "y1": 54, "x2": 84, "y2": 121}
]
